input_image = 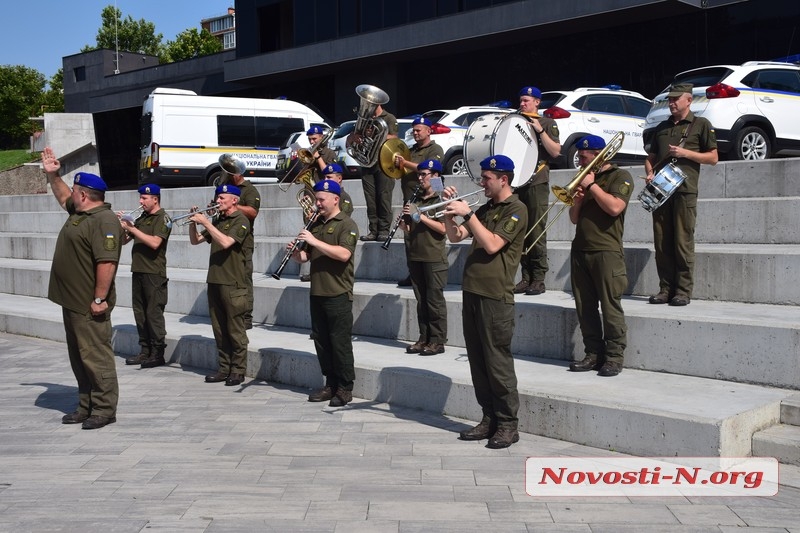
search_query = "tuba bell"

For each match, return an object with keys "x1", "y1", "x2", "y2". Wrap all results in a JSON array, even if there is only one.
[
  {"x1": 217, "y1": 153, "x2": 246, "y2": 185},
  {"x1": 346, "y1": 84, "x2": 390, "y2": 167}
]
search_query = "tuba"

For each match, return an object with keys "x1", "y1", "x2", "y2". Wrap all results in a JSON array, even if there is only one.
[
  {"x1": 218, "y1": 153, "x2": 246, "y2": 185},
  {"x1": 346, "y1": 84, "x2": 390, "y2": 167}
]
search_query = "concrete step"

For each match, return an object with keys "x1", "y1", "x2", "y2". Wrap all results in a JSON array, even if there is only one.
[
  {"x1": 3, "y1": 258, "x2": 799, "y2": 390},
  {"x1": 0, "y1": 292, "x2": 792, "y2": 460},
  {"x1": 3, "y1": 234, "x2": 799, "y2": 305},
  {"x1": 781, "y1": 394, "x2": 800, "y2": 426},
  {"x1": 752, "y1": 424, "x2": 800, "y2": 466}
]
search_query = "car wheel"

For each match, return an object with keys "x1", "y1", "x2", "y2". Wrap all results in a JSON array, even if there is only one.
[
  {"x1": 207, "y1": 169, "x2": 225, "y2": 186},
  {"x1": 445, "y1": 154, "x2": 467, "y2": 175},
  {"x1": 733, "y1": 126, "x2": 771, "y2": 161},
  {"x1": 565, "y1": 144, "x2": 581, "y2": 169}
]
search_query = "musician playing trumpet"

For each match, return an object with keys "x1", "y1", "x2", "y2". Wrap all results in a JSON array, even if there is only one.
[
  {"x1": 567, "y1": 135, "x2": 633, "y2": 378},
  {"x1": 515, "y1": 86, "x2": 561, "y2": 297},
  {"x1": 289, "y1": 180, "x2": 359, "y2": 407},
  {"x1": 443, "y1": 155, "x2": 527, "y2": 449},
  {"x1": 118, "y1": 184, "x2": 171, "y2": 369},
  {"x1": 188, "y1": 185, "x2": 251, "y2": 387},
  {"x1": 399, "y1": 159, "x2": 448, "y2": 356}
]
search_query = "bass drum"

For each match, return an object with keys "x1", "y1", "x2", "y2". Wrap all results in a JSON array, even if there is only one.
[
  {"x1": 638, "y1": 162, "x2": 687, "y2": 212},
  {"x1": 463, "y1": 113, "x2": 539, "y2": 185}
]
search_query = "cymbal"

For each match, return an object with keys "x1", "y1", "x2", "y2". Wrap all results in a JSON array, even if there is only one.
[{"x1": 379, "y1": 138, "x2": 411, "y2": 179}]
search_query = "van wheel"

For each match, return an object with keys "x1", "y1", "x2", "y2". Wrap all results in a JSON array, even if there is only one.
[
  {"x1": 565, "y1": 145, "x2": 581, "y2": 169},
  {"x1": 733, "y1": 126, "x2": 771, "y2": 160},
  {"x1": 207, "y1": 170, "x2": 225, "y2": 186},
  {"x1": 445, "y1": 153, "x2": 467, "y2": 175}
]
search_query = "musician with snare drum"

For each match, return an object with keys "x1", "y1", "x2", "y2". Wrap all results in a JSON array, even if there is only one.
[
  {"x1": 644, "y1": 83, "x2": 717, "y2": 307},
  {"x1": 514, "y1": 86, "x2": 561, "y2": 297},
  {"x1": 399, "y1": 159, "x2": 448, "y2": 357}
]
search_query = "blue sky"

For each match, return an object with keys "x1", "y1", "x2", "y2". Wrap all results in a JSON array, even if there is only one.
[{"x1": 0, "y1": 0, "x2": 232, "y2": 80}]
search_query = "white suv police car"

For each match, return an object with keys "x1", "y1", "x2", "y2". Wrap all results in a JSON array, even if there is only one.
[
  {"x1": 540, "y1": 86, "x2": 652, "y2": 169},
  {"x1": 645, "y1": 61, "x2": 800, "y2": 161},
  {"x1": 406, "y1": 106, "x2": 512, "y2": 174}
]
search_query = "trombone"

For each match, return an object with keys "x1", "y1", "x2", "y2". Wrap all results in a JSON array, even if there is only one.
[
  {"x1": 408, "y1": 189, "x2": 483, "y2": 221},
  {"x1": 167, "y1": 203, "x2": 221, "y2": 228},
  {"x1": 278, "y1": 128, "x2": 334, "y2": 192},
  {"x1": 522, "y1": 131, "x2": 624, "y2": 255}
]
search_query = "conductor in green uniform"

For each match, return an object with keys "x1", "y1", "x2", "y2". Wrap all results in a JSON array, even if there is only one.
[
  {"x1": 567, "y1": 135, "x2": 633, "y2": 377},
  {"x1": 42, "y1": 147, "x2": 123, "y2": 430}
]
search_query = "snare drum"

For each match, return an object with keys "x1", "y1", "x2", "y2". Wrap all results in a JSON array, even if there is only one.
[
  {"x1": 638, "y1": 162, "x2": 687, "y2": 212},
  {"x1": 463, "y1": 113, "x2": 539, "y2": 185}
]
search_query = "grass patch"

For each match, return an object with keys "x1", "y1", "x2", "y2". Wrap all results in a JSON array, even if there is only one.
[{"x1": 0, "y1": 150, "x2": 40, "y2": 172}]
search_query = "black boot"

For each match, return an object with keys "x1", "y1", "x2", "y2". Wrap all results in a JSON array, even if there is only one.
[
  {"x1": 140, "y1": 344, "x2": 166, "y2": 368},
  {"x1": 125, "y1": 346, "x2": 151, "y2": 365}
]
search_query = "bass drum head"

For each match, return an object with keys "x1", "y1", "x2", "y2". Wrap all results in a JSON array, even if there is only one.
[{"x1": 462, "y1": 113, "x2": 539, "y2": 185}]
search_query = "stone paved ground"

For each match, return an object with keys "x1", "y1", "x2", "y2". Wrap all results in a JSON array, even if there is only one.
[{"x1": 1, "y1": 332, "x2": 799, "y2": 533}]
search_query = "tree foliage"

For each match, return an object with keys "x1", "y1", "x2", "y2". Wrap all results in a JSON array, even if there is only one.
[
  {"x1": 0, "y1": 66, "x2": 48, "y2": 149},
  {"x1": 82, "y1": 5, "x2": 163, "y2": 57},
  {"x1": 161, "y1": 28, "x2": 223, "y2": 63}
]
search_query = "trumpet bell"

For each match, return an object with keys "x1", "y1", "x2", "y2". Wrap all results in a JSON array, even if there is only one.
[{"x1": 379, "y1": 138, "x2": 411, "y2": 179}]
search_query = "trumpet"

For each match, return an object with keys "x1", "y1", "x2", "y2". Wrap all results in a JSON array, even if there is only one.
[
  {"x1": 522, "y1": 131, "x2": 624, "y2": 255},
  {"x1": 272, "y1": 207, "x2": 320, "y2": 280},
  {"x1": 118, "y1": 205, "x2": 144, "y2": 223},
  {"x1": 408, "y1": 189, "x2": 484, "y2": 221},
  {"x1": 167, "y1": 203, "x2": 221, "y2": 227}
]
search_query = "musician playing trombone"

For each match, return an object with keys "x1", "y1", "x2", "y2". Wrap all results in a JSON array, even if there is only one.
[
  {"x1": 188, "y1": 185, "x2": 251, "y2": 387},
  {"x1": 305, "y1": 125, "x2": 338, "y2": 182},
  {"x1": 399, "y1": 159, "x2": 448, "y2": 356},
  {"x1": 288, "y1": 180, "x2": 359, "y2": 407},
  {"x1": 118, "y1": 184, "x2": 171, "y2": 369},
  {"x1": 515, "y1": 86, "x2": 561, "y2": 297},
  {"x1": 567, "y1": 135, "x2": 633, "y2": 378},
  {"x1": 442, "y1": 155, "x2": 527, "y2": 449}
]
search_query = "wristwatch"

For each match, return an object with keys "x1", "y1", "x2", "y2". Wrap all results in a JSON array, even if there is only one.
[
  {"x1": 463, "y1": 211, "x2": 474, "y2": 223},
  {"x1": 93, "y1": 297, "x2": 106, "y2": 305}
]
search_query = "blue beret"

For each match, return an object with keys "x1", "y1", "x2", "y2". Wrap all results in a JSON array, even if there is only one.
[
  {"x1": 313, "y1": 179, "x2": 341, "y2": 196},
  {"x1": 412, "y1": 117, "x2": 432, "y2": 128},
  {"x1": 418, "y1": 159, "x2": 443, "y2": 174},
  {"x1": 73, "y1": 172, "x2": 107, "y2": 192},
  {"x1": 480, "y1": 155, "x2": 515, "y2": 172},
  {"x1": 323, "y1": 163, "x2": 344, "y2": 175},
  {"x1": 138, "y1": 183, "x2": 160, "y2": 196},
  {"x1": 575, "y1": 135, "x2": 606, "y2": 151},
  {"x1": 306, "y1": 125, "x2": 324, "y2": 135},
  {"x1": 519, "y1": 86, "x2": 542, "y2": 99},
  {"x1": 215, "y1": 184, "x2": 241, "y2": 197}
]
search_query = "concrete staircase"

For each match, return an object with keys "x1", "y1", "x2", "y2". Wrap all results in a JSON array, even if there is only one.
[{"x1": 1, "y1": 158, "x2": 798, "y2": 460}]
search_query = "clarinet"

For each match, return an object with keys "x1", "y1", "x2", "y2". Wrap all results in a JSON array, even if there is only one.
[
  {"x1": 381, "y1": 184, "x2": 422, "y2": 251},
  {"x1": 271, "y1": 208, "x2": 320, "y2": 280}
]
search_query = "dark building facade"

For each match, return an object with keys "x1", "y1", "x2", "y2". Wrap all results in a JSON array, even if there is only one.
[{"x1": 63, "y1": 0, "x2": 800, "y2": 186}]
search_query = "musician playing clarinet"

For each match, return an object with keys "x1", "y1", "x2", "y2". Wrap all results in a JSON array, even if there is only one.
[
  {"x1": 399, "y1": 159, "x2": 448, "y2": 356},
  {"x1": 291, "y1": 179, "x2": 359, "y2": 407}
]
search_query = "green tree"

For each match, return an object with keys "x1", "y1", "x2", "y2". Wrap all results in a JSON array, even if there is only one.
[
  {"x1": 41, "y1": 69, "x2": 65, "y2": 115},
  {"x1": 0, "y1": 65, "x2": 47, "y2": 149},
  {"x1": 161, "y1": 28, "x2": 223, "y2": 63},
  {"x1": 82, "y1": 5, "x2": 163, "y2": 57}
]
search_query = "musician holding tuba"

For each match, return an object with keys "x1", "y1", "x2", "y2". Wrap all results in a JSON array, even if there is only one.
[
  {"x1": 514, "y1": 86, "x2": 561, "y2": 297},
  {"x1": 217, "y1": 154, "x2": 261, "y2": 329},
  {"x1": 188, "y1": 184, "x2": 251, "y2": 387},
  {"x1": 359, "y1": 95, "x2": 399, "y2": 242},
  {"x1": 399, "y1": 159, "x2": 448, "y2": 356},
  {"x1": 287, "y1": 179, "x2": 359, "y2": 408},
  {"x1": 567, "y1": 135, "x2": 633, "y2": 378},
  {"x1": 118, "y1": 184, "x2": 172, "y2": 369},
  {"x1": 443, "y1": 155, "x2": 527, "y2": 449}
]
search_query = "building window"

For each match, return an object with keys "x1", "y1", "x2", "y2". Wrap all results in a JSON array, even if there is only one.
[
  {"x1": 74, "y1": 66, "x2": 86, "y2": 82},
  {"x1": 210, "y1": 16, "x2": 235, "y2": 33},
  {"x1": 224, "y1": 31, "x2": 236, "y2": 49}
]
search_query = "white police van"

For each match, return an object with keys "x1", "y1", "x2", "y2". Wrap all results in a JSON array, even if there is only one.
[{"x1": 139, "y1": 88, "x2": 327, "y2": 186}]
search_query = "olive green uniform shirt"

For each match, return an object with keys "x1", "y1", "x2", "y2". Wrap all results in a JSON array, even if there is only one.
[
  {"x1": 572, "y1": 166, "x2": 634, "y2": 252},
  {"x1": 404, "y1": 195, "x2": 447, "y2": 263},
  {"x1": 203, "y1": 210, "x2": 250, "y2": 286},
  {"x1": 131, "y1": 208, "x2": 171, "y2": 277},
  {"x1": 401, "y1": 141, "x2": 445, "y2": 200},
  {"x1": 529, "y1": 115, "x2": 560, "y2": 186},
  {"x1": 308, "y1": 146, "x2": 338, "y2": 183},
  {"x1": 49, "y1": 198, "x2": 123, "y2": 314},
  {"x1": 647, "y1": 112, "x2": 717, "y2": 194},
  {"x1": 462, "y1": 194, "x2": 528, "y2": 303},
  {"x1": 308, "y1": 212, "x2": 359, "y2": 299},
  {"x1": 340, "y1": 189, "x2": 354, "y2": 217},
  {"x1": 378, "y1": 110, "x2": 399, "y2": 136}
]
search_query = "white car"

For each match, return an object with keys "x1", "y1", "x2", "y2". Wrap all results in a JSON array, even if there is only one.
[
  {"x1": 540, "y1": 86, "x2": 653, "y2": 169},
  {"x1": 405, "y1": 106, "x2": 513, "y2": 175},
  {"x1": 644, "y1": 61, "x2": 800, "y2": 161},
  {"x1": 275, "y1": 131, "x2": 310, "y2": 182}
]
